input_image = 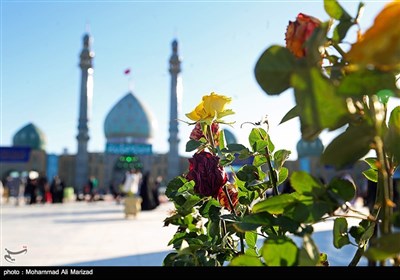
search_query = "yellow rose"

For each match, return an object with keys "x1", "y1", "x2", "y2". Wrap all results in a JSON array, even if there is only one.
[
  {"x1": 186, "y1": 92, "x2": 234, "y2": 123},
  {"x1": 346, "y1": 1, "x2": 400, "y2": 70}
]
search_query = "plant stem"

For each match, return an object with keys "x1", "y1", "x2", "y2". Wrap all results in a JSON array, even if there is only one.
[
  {"x1": 349, "y1": 246, "x2": 365, "y2": 267},
  {"x1": 222, "y1": 185, "x2": 244, "y2": 254},
  {"x1": 257, "y1": 128, "x2": 278, "y2": 196},
  {"x1": 332, "y1": 42, "x2": 347, "y2": 58},
  {"x1": 207, "y1": 124, "x2": 216, "y2": 150}
]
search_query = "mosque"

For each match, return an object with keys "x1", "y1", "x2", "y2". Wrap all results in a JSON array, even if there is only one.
[
  {"x1": 0, "y1": 33, "x2": 243, "y2": 195},
  {"x1": 1, "y1": 33, "x2": 377, "y2": 198}
]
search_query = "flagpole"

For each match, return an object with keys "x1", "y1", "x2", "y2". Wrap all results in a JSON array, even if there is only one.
[{"x1": 124, "y1": 68, "x2": 133, "y2": 92}]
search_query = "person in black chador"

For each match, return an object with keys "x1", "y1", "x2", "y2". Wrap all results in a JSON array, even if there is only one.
[
  {"x1": 139, "y1": 172, "x2": 157, "y2": 210},
  {"x1": 50, "y1": 175, "x2": 65, "y2": 203}
]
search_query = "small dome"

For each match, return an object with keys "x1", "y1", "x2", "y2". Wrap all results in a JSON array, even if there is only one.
[
  {"x1": 104, "y1": 92, "x2": 156, "y2": 144},
  {"x1": 13, "y1": 123, "x2": 46, "y2": 150},
  {"x1": 223, "y1": 129, "x2": 237, "y2": 145},
  {"x1": 297, "y1": 137, "x2": 324, "y2": 158}
]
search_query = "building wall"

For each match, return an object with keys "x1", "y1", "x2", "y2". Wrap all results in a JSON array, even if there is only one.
[{"x1": 0, "y1": 149, "x2": 47, "y2": 181}]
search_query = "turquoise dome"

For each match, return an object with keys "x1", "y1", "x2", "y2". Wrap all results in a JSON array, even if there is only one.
[
  {"x1": 104, "y1": 92, "x2": 155, "y2": 144},
  {"x1": 296, "y1": 137, "x2": 324, "y2": 158},
  {"x1": 223, "y1": 129, "x2": 237, "y2": 144},
  {"x1": 13, "y1": 122, "x2": 46, "y2": 150}
]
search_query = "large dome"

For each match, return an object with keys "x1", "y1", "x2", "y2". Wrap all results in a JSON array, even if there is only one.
[
  {"x1": 13, "y1": 122, "x2": 46, "y2": 150},
  {"x1": 104, "y1": 92, "x2": 156, "y2": 144}
]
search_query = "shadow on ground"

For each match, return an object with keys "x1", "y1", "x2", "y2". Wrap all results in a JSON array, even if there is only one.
[{"x1": 63, "y1": 251, "x2": 172, "y2": 266}]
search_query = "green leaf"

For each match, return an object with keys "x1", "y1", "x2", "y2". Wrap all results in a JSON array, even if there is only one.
[
  {"x1": 337, "y1": 70, "x2": 398, "y2": 97},
  {"x1": 261, "y1": 236, "x2": 298, "y2": 266},
  {"x1": 167, "y1": 232, "x2": 187, "y2": 246},
  {"x1": 219, "y1": 129, "x2": 226, "y2": 150},
  {"x1": 385, "y1": 106, "x2": 400, "y2": 164},
  {"x1": 324, "y1": 0, "x2": 352, "y2": 21},
  {"x1": 274, "y1": 149, "x2": 291, "y2": 170},
  {"x1": 349, "y1": 226, "x2": 365, "y2": 245},
  {"x1": 362, "y1": 169, "x2": 378, "y2": 183},
  {"x1": 219, "y1": 153, "x2": 235, "y2": 166},
  {"x1": 245, "y1": 231, "x2": 258, "y2": 248},
  {"x1": 290, "y1": 171, "x2": 324, "y2": 196},
  {"x1": 280, "y1": 106, "x2": 298, "y2": 125},
  {"x1": 233, "y1": 212, "x2": 274, "y2": 232},
  {"x1": 322, "y1": 123, "x2": 374, "y2": 169},
  {"x1": 284, "y1": 201, "x2": 310, "y2": 223},
  {"x1": 309, "y1": 201, "x2": 332, "y2": 222},
  {"x1": 165, "y1": 176, "x2": 187, "y2": 198},
  {"x1": 208, "y1": 204, "x2": 221, "y2": 222},
  {"x1": 332, "y1": 20, "x2": 354, "y2": 43},
  {"x1": 291, "y1": 68, "x2": 348, "y2": 140},
  {"x1": 249, "y1": 128, "x2": 263, "y2": 151},
  {"x1": 254, "y1": 140, "x2": 269, "y2": 154},
  {"x1": 252, "y1": 193, "x2": 297, "y2": 214},
  {"x1": 252, "y1": 154, "x2": 267, "y2": 167},
  {"x1": 275, "y1": 215, "x2": 301, "y2": 233},
  {"x1": 255, "y1": 45, "x2": 296, "y2": 95},
  {"x1": 185, "y1": 139, "x2": 202, "y2": 152},
  {"x1": 245, "y1": 248, "x2": 259, "y2": 257},
  {"x1": 298, "y1": 235, "x2": 320, "y2": 266},
  {"x1": 163, "y1": 252, "x2": 178, "y2": 266},
  {"x1": 248, "y1": 128, "x2": 274, "y2": 153},
  {"x1": 364, "y1": 157, "x2": 378, "y2": 169},
  {"x1": 364, "y1": 233, "x2": 400, "y2": 261},
  {"x1": 277, "y1": 167, "x2": 289, "y2": 186},
  {"x1": 279, "y1": 106, "x2": 299, "y2": 124},
  {"x1": 327, "y1": 177, "x2": 356, "y2": 202},
  {"x1": 236, "y1": 165, "x2": 259, "y2": 183},
  {"x1": 349, "y1": 220, "x2": 371, "y2": 245},
  {"x1": 333, "y1": 218, "x2": 350, "y2": 249},
  {"x1": 176, "y1": 181, "x2": 195, "y2": 195},
  {"x1": 229, "y1": 255, "x2": 264, "y2": 266},
  {"x1": 207, "y1": 220, "x2": 221, "y2": 238},
  {"x1": 360, "y1": 222, "x2": 376, "y2": 244},
  {"x1": 225, "y1": 143, "x2": 249, "y2": 153},
  {"x1": 199, "y1": 198, "x2": 220, "y2": 218}
]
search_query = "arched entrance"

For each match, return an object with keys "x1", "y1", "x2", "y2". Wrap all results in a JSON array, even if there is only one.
[{"x1": 111, "y1": 154, "x2": 143, "y2": 192}]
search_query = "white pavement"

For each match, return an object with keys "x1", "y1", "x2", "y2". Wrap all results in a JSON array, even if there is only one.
[
  {"x1": 1, "y1": 198, "x2": 177, "y2": 266},
  {"x1": 1, "y1": 197, "x2": 371, "y2": 266}
]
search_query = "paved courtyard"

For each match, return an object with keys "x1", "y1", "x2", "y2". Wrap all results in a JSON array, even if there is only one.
[
  {"x1": 1, "y1": 197, "x2": 370, "y2": 267},
  {"x1": 1, "y1": 198, "x2": 177, "y2": 266}
]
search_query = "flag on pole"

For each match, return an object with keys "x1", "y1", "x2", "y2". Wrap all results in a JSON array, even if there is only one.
[{"x1": 124, "y1": 68, "x2": 131, "y2": 75}]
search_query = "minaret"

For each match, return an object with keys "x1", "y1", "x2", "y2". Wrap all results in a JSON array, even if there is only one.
[
  {"x1": 75, "y1": 33, "x2": 94, "y2": 194},
  {"x1": 167, "y1": 39, "x2": 182, "y2": 181}
]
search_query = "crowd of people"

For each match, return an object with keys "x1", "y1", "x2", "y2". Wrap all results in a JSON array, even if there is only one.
[
  {"x1": 1, "y1": 169, "x2": 165, "y2": 213},
  {"x1": 1, "y1": 172, "x2": 66, "y2": 205}
]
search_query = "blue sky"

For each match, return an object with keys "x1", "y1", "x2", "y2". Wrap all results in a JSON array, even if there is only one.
[{"x1": 1, "y1": 0, "x2": 398, "y2": 160}]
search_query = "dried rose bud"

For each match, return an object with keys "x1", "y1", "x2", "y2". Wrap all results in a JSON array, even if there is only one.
[
  {"x1": 285, "y1": 13, "x2": 321, "y2": 58},
  {"x1": 189, "y1": 122, "x2": 220, "y2": 146},
  {"x1": 217, "y1": 184, "x2": 238, "y2": 211}
]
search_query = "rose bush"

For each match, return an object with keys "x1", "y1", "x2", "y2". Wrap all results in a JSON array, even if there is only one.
[{"x1": 163, "y1": 0, "x2": 400, "y2": 266}]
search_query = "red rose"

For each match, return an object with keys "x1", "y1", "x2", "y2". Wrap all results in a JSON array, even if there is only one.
[
  {"x1": 217, "y1": 184, "x2": 238, "y2": 211},
  {"x1": 186, "y1": 151, "x2": 227, "y2": 198},
  {"x1": 285, "y1": 13, "x2": 321, "y2": 58}
]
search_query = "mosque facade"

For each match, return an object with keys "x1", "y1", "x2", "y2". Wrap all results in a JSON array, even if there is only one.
[{"x1": 0, "y1": 33, "x2": 188, "y2": 194}]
